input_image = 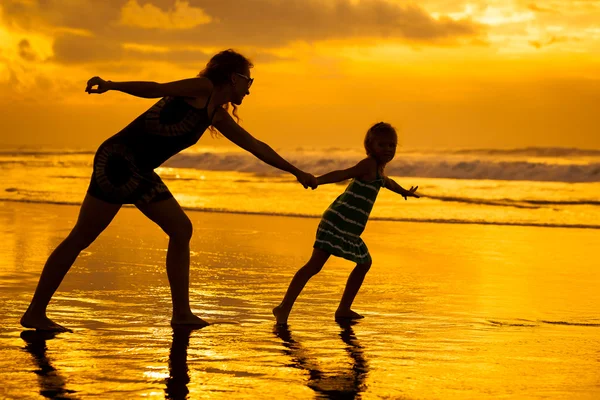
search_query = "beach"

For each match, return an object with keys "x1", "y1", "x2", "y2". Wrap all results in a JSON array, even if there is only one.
[
  {"x1": 2, "y1": 1, "x2": 600, "y2": 397},
  {"x1": 1, "y1": 200, "x2": 598, "y2": 399}
]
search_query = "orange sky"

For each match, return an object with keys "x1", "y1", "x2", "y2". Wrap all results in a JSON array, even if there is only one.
[{"x1": 0, "y1": 0, "x2": 599, "y2": 150}]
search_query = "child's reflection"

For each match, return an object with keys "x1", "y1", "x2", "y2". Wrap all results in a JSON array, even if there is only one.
[{"x1": 274, "y1": 320, "x2": 369, "y2": 399}]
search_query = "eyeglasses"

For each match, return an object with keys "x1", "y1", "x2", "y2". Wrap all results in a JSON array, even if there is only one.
[{"x1": 235, "y1": 72, "x2": 254, "y2": 88}]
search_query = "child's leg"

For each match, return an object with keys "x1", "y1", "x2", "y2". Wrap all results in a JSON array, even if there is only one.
[
  {"x1": 335, "y1": 259, "x2": 372, "y2": 320},
  {"x1": 273, "y1": 248, "x2": 330, "y2": 324}
]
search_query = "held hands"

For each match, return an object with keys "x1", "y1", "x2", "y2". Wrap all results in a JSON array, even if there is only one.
[
  {"x1": 295, "y1": 171, "x2": 318, "y2": 190},
  {"x1": 85, "y1": 76, "x2": 110, "y2": 94},
  {"x1": 402, "y1": 186, "x2": 419, "y2": 200}
]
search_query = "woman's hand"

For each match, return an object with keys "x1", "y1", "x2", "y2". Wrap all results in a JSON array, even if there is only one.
[
  {"x1": 295, "y1": 171, "x2": 318, "y2": 190},
  {"x1": 85, "y1": 76, "x2": 111, "y2": 94}
]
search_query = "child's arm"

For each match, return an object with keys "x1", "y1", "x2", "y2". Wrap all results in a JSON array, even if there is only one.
[
  {"x1": 384, "y1": 177, "x2": 419, "y2": 200},
  {"x1": 317, "y1": 158, "x2": 376, "y2": 185}
]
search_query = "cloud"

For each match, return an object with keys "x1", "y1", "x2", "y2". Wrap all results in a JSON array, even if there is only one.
[
  {"x1": 18, "y1": 39, "x2": 37, "y2": 61},
  {"x1": 527, "y1": 3, "x2": 557, "y2": 13},
  {"x1": 156, "y1": 0, "x2": 483, "y2": 45},
  {"x1": 50, "y1": 33, "x2": 213, "y2": 64},
  {"x1": 529, "y1": 35, "x2": 581, "y2": 49},
  {"x1": 0, "y1": 0, "x2": 486, "y2": 69},
  {"x1": 1, "y1": 0, "x2": 484, "y2": 53},
  {"x1": 50, "y1": 33, "x2": 293, "y2": 65},
  {"x1": 119, "y1": 0, "x2": 212, "y2": 30}
]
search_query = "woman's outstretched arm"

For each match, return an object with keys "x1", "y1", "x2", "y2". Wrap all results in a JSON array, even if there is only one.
[
  {"x1": 85, "y1": 76, "x2": 213, "y2": 99},
  {"x1": 212, "y1": 108, "x2": 317, "y2": 189}
]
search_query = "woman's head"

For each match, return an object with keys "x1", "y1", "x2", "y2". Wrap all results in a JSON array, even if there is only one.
[
  {"x1": 199, "y1": 49, "x2": 253, "y2": 106},
  {"x1": 364, "y1": 122, "x2": 398, "y2": 164},
  {"x1": 199, "y1": 49, "x2": 253, "y2": 136}
]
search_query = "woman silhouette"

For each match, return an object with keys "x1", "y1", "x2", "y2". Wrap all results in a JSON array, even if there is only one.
[{"x1": 21, "y1": 49, "x2": 317, "y2": 332}]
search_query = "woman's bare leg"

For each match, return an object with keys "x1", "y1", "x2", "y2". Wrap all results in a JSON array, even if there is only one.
[
  {"x1": 136, "y1": 197, "x2": 208, "y2": 327},
  {"x1": 21, "y1": 194, "x2": 121, "y2": 331},
  {"x1": 273, "y1": 248, "x2": 330, "y2": 325}
]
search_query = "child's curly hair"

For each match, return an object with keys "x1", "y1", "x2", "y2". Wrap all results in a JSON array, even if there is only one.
[{"x1": 364, "y1": 122, "x2": 397, "y2": 156}]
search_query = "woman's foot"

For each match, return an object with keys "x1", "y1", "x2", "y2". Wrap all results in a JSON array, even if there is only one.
[
  {"x1": 335, "y1": 309, "x2": 364, "y2": 320},
  {"x1": 20, "y1": 309, "x2": 71, "y2": 332},
  {"x1": 272, "y1": 305, "x2": 289, "y2": 325},
  {"x1": 171, "y1": 313, "x2": 209, "y2": 328}
]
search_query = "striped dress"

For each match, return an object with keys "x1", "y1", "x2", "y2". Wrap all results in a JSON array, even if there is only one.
[{"x1": 314, "y1": 173, "x2": 384, "y2": 264}]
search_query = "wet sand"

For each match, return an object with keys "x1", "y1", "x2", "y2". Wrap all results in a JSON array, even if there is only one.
[{"x1": 1, "y1": 201, "x2": 599, "y2": 399}]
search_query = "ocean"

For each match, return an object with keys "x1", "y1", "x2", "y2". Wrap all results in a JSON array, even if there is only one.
[{"x1": 2, "y1": 146, "x2": 599, "y2": 229}]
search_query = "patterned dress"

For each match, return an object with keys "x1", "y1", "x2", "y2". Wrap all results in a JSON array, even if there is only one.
[
  {"x1": 314, "y1": 173, "x2": 385, "y2": 264},
  {"x1": 88, "y1": 95, "x2": 216, "y2": 205}
]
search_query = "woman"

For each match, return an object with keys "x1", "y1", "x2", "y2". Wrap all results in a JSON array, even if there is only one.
[{"x1": 21, "y1": 49, "x2": 317, "y2": 332}]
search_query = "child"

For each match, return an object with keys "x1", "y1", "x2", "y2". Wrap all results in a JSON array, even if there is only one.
[{"x1": 273, "y1": 122, "x2": 419, "y2": 324}]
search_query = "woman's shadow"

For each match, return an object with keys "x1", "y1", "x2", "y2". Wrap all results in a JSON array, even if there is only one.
[
  {"x1": 20, "y1": 330, "x2": 78, "y2": 399},
  {"x1": 274, "y1": 321, "x2": 369, "y2": 399}
]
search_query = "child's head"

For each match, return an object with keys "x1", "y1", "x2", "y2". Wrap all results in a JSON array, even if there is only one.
[{"x1": 364, "y1": 122, "x2": 398, "y2": 164}]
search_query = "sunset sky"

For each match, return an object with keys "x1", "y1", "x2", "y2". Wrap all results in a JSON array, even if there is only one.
[{"x1": 0, "y1": 0, "x2": 599, "y2": 150}]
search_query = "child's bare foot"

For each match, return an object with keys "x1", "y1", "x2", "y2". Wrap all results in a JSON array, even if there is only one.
[
  {"x1": 20, "y1": 310, "x2": 71, "y2": 332},
  {"x1": 171, "y1": 313, "x2": 209, "y2": 328},
  {"x1": 335, "y1": 309, "x2": 364, "y2": 320},
  {"x1": 272, "y1": 305, "x2": 289, "y2": 325}
]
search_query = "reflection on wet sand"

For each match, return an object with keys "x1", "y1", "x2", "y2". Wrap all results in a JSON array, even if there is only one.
[
  {"x1": 274, "y1": 321, "x2": 369, "y2": 399},
  {"x1": 5, "y1": 203, "x2": 599, "y2": 399},
  {"x1": 20, "y1": 330, "x2": 78, "y2": 399},
  {"x1": 165, "y1": 327, "x2": 200, "y2": 400}
]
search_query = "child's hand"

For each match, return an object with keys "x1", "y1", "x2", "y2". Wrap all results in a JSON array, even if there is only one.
[
  {"x1": 402, "y1": 186, "x2": 419, "y2": 200},
  {"x1": 295, "y1": 171, "x2": 317, "y2": 190}
]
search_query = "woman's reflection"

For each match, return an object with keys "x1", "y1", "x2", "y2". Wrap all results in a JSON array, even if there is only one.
[
  {"x1": 274, "y1": 320, "x2": 369, "y2": 399},
  {"x1": 164, "y1": 327, "x2": 196, "y2": 400},
  {"x1": 20, "y1": 330, "x2": 78, "y2": 399}
]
